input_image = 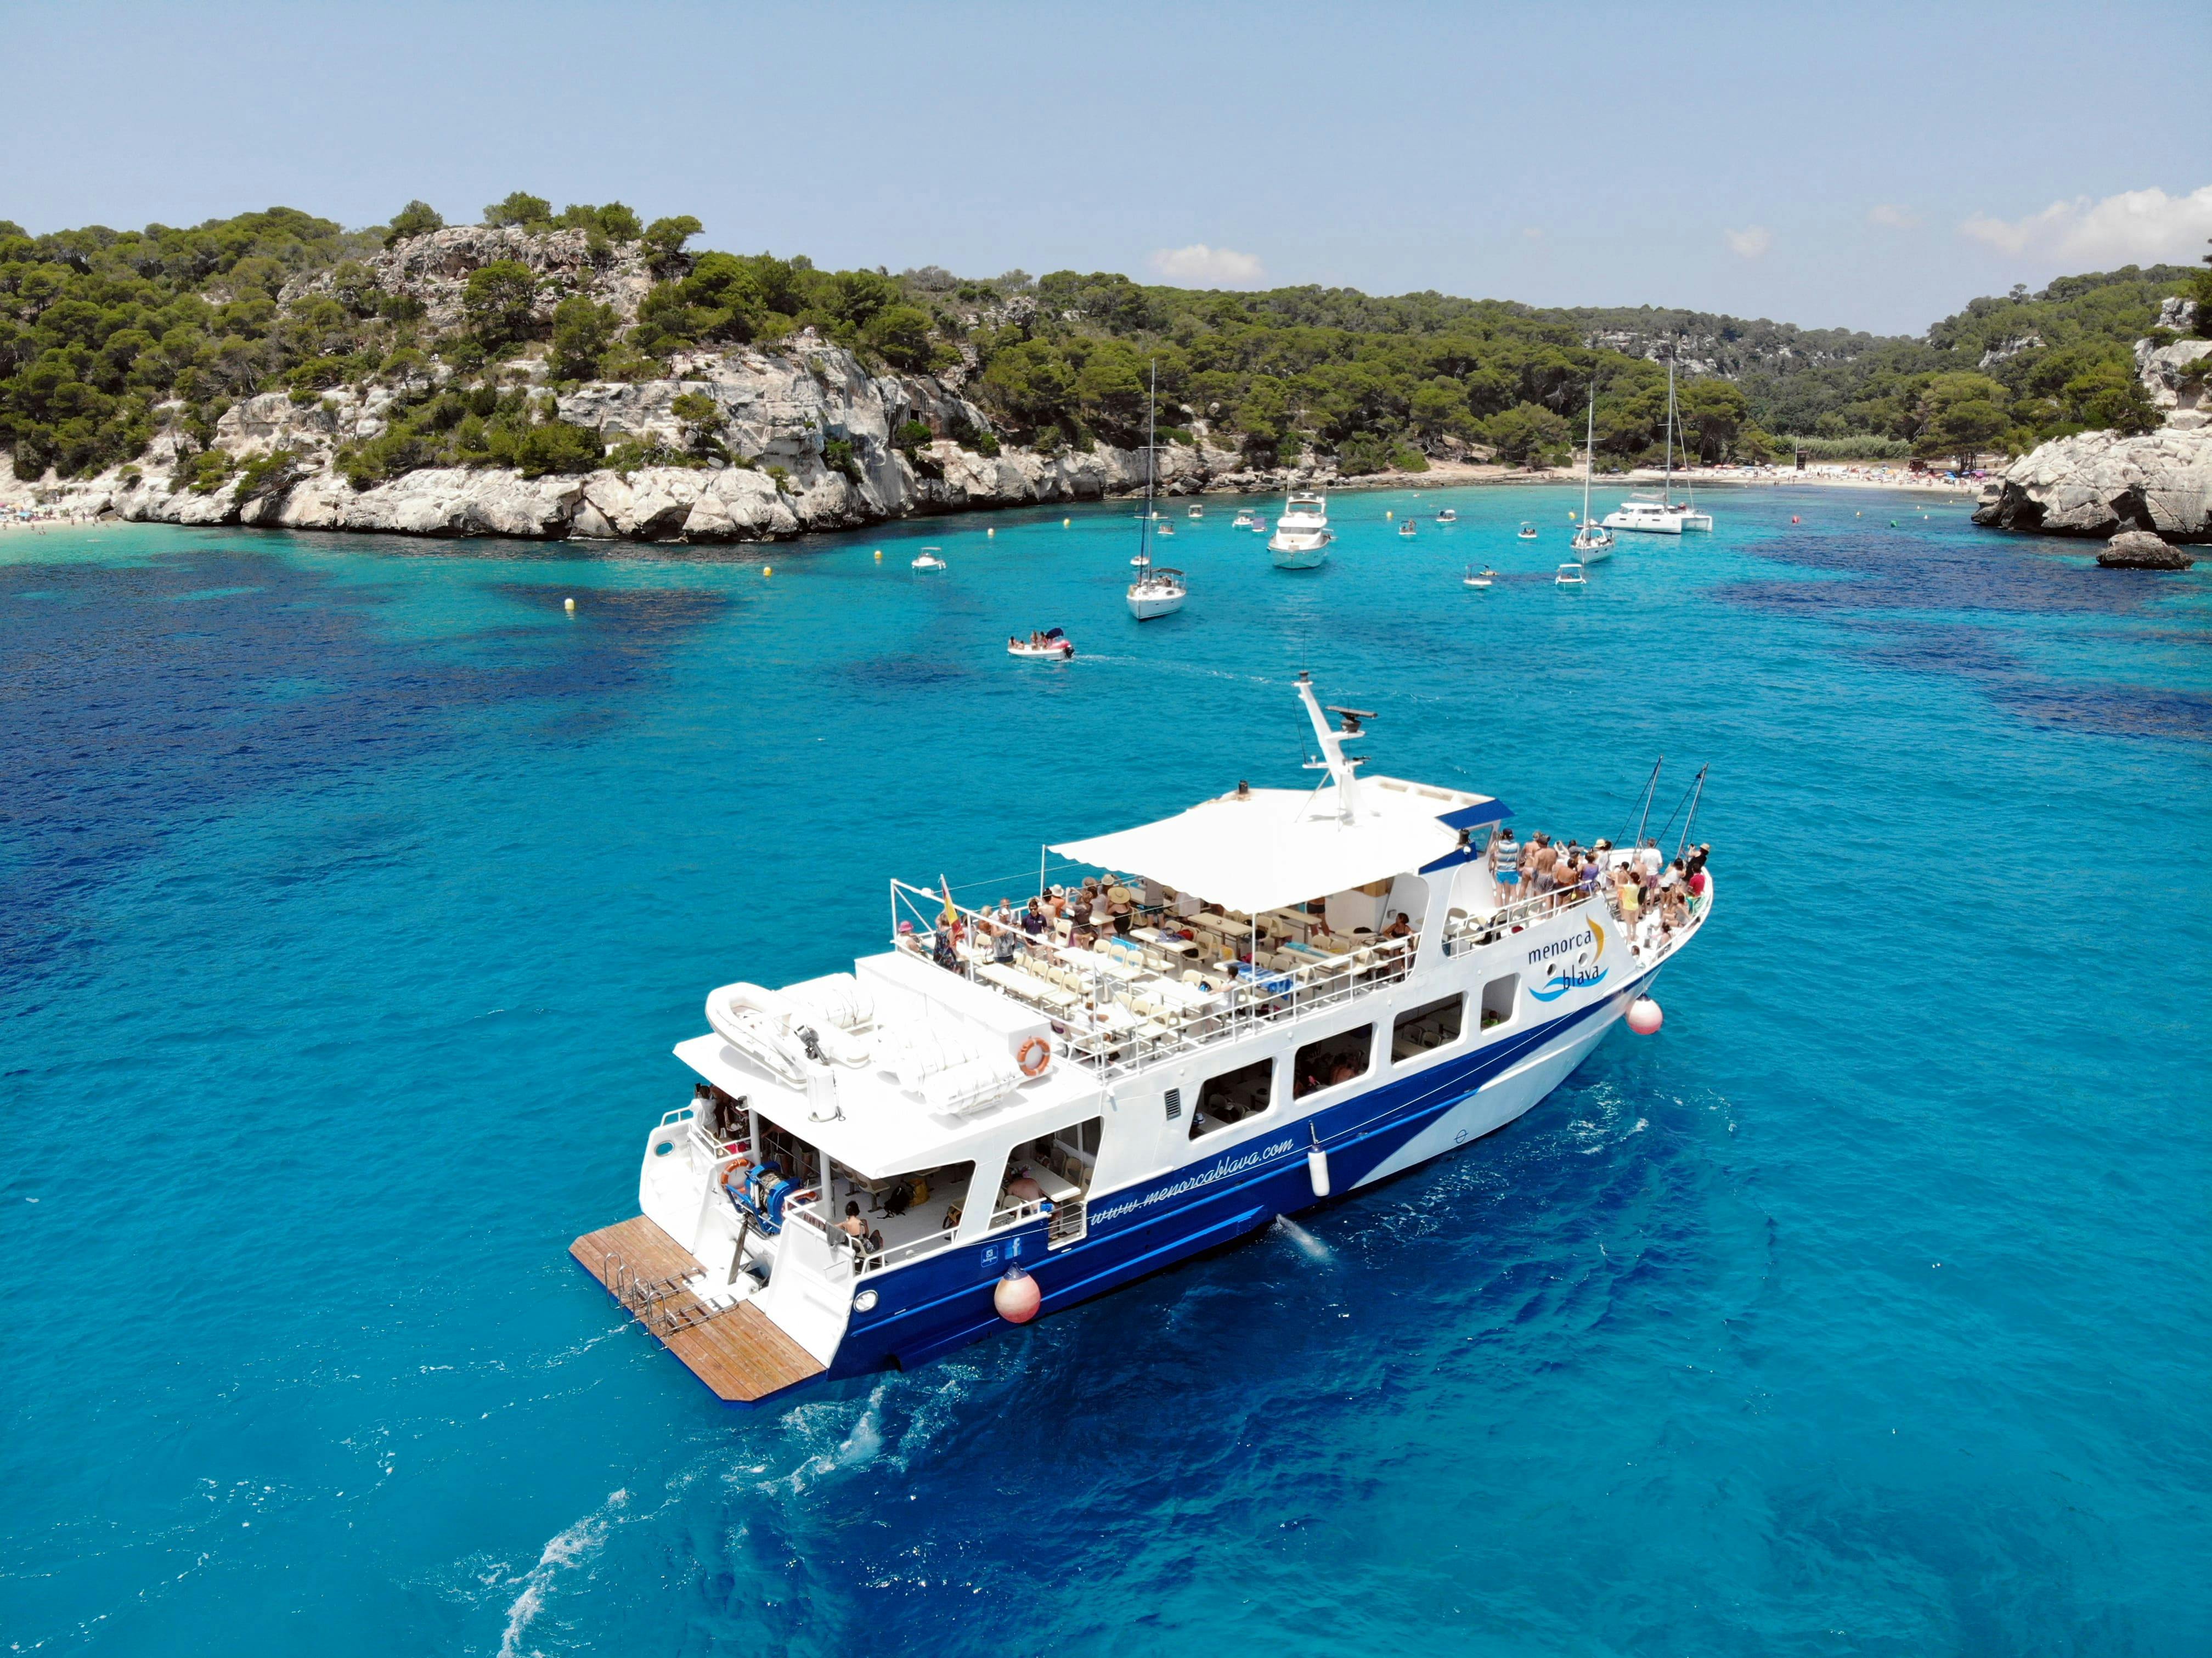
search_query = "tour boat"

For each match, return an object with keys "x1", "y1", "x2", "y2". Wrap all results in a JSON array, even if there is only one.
[
  {"x1": 571, "y1": 674, "x2": 1712, "y2": 1404},
  {"x1": 1517, "y1": 522, "x2": 1538, "y2": 540},
  {"x1": 1570, "y1": 377, "x2": 1616, "y2": 561},
  {"x1": 1435, "y1": 508, "x2": 1458, "y2": 523},
  {"x1": 911, "y1": 548, "x2": 947, "y2": 571},
  {"x1": 1267, "y1": 491, "x2": 1334, "y2": 569},
  {"x1": 1008, "y1": 628, "x2": 1074, "y2": 659},
  {"x1": 1556, "y1": 561, "x2": 1587, "y2": 587},
  {"x1": 1464, "y1": 565, "x2": 1494, "y2": 589},
  {"x1": 1126, "y1": 362, "x2": 1187, "y2": 620},
  {"x1": 1601, "y1": 357, "x2": 1714, "y2": 537},
  {"x1": 1398, "y1": 519, "x2": 1417, "y2": 539}
]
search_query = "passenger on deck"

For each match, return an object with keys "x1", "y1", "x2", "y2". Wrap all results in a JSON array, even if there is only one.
[
  {"x1": 1329, "y1": 1059, "x2": 1357, "y2": 1086},
  {"x1": 1023, "y1": 898, "x2": 1047, "y2": 937},
  {"x1": 992, "y1": 920, "x2": 1019, "y2": 963},
  {"x1": 1384, "y1": 911, "x2": 1413, "y2": 940},
  {"x1": 931, "y1": 928, "x2": 960, "y2": 971},
  {"x1": 839, "y1": 1201, "x2": 867, "y2": 1241},
  {"x1": 1638, "y1": 837, "x2": 1663, "y2": 879},
  {"x1": 1005, "y1": 1166, "x2": 1044, "y2": 1203}
]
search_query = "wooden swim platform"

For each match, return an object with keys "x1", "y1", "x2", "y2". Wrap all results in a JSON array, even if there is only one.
[{"x1": 569, "y1": 1215, "x2": 824, "y2": 1405}]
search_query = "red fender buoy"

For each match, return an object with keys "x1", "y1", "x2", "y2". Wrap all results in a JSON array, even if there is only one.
[{"x1": 994, "y1": 1265, "x2": 1040, "y2": 1323}]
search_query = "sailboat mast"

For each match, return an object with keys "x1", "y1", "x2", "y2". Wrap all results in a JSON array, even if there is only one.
[
  {"x1": 1663, "y1": 352, "x2": 1677, "y2": 506},
  {"x1": 1582, "y1": 376, "x2": 1596, "y2": 525},
  {"x1": 1138, "y1": 359, "x2": 1155, "y2": 572}
]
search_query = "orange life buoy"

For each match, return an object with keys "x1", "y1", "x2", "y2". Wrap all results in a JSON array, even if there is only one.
[{"x1": 1017, "y1": 1036, "x2": 1052, "y2": 1077}]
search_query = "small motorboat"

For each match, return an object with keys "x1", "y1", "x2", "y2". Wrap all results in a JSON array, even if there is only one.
[
  {"x1": 1555, "y1": 561, "x2": 1587, "y2": 587},
  {"x1": 1156, "y1": 523, "x2": 1173, "y2": 538},
  {"x1": 1187, "y1": 504, "x2": 1204, "y2": 520},
  {"x1": 1250, "y1": 516, "x2": 1269, "y2": 533},
  {"x1": 1464, "y1": 565, "x2": 1494, "y2": 589},
  {"x1": 1009, "y1": 628, "x2": 1074, "y2": 659},
  {"x1": 1435, "y1": 507, "x2": 1458, "y2": 523},
  {"x1": 911, "y1": 548, "x2": 947, "y2": 571},
  {"x1": 1398, "y1": 519, "x2": 1417, "y2": 538},
  {"x1": 1233, "y1": 509, "x2": 1255, "y2": 528},
  {"x1": 1517, "y1": 522, "x2": 1538, "y2": 540}
]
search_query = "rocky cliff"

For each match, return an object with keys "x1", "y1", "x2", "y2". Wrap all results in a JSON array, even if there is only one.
[
  {"x1": 1972, "y1": 427, "x2": 2212, "y2": 540},
  {"x1": 4, "y1": 334, "x2": 1317, "y2": 542},
  {"x1": 1973, "y1": 300, "x2": 2212, "y2": 543}
]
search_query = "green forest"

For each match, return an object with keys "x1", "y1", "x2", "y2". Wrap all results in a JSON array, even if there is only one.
[{"x1": 3, "y1": 191, "x2": 2206, "y2": 486}]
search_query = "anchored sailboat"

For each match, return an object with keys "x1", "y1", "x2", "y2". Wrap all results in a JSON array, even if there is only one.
[
  {"x1": 1127, "y1": 362, "x2": 1187, "y2": 619},
  {"x1": 1601, "y1": 353, "x2": 1714, "y2": 537},
  {"x1": 1571, "y1": 377, "x2": 1615, "y2": 562}
]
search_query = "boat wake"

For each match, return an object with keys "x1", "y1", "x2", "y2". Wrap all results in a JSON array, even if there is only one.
[{"x1": 498, "y1": 1488, "x2": 628, "y2": 1658}]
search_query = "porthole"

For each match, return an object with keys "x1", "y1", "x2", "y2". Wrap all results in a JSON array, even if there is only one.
[{"x1": 652, "y1": 1140, "x2": 675, "y2": 1157}]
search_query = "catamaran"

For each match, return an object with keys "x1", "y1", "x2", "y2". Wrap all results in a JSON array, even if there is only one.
[
  {"x1": 1126, "y1": 363, "x2": 1187, "y2": 619},
  {"x1": 1601, "y1": 356, "x2": 1714, "y2": 537},
  {"x1": 1571, "y1": 377, "x2": 1615, "y2": 562},
  {"x1": 569, "y1": 677, "x2": 1713, "y2": 1405},
  {"x1": 1267, "y1": 492, "x2": 1334, "y2": 569}
]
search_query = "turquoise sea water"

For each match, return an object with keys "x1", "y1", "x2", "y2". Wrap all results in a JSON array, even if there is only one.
[{"x1": 3, "y1": 486, "x2": 2208, "y2": 1656}]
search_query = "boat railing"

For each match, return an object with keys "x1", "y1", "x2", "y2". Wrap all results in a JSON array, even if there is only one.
[
  {"x1": 1443, "y1": 884, "x2": 1611, "y2": 954},
  {"x1": 889, "y1": 879, "x2": 1419, "y2": 1081}
]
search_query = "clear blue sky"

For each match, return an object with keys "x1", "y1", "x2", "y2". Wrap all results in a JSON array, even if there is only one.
[{"x1": 7, "y1": 0, "x2": 2208, "y2": 335}]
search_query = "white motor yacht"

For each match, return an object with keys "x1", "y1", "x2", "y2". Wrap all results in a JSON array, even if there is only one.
[
  {"x1": 1267, "y1": 492, "x2": 1334, "y2": 569},
  {"x1": 912, "y1": 548, "x2": 947, "y2": 571}
]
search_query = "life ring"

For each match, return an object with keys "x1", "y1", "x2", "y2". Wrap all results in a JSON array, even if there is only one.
[{"x1": 1017, "y1": 1037, "x2": 1052, "y2": 1078}]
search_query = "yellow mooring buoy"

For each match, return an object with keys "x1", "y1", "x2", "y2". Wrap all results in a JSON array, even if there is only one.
[
  {"x1": 1062, "y1": 517, "x2": 1071, "y2": 527},
  {"x1": 763, "y1": 565, "x2": 773, "y2": 576},
  {"x1": 563, "y1": 596, "x2": 575, "y2": 612}
]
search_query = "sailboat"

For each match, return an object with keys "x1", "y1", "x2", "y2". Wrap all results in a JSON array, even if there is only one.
[
  {"x1": 1601, "y1": 354, "x2": 1714, "y2": 536},
  {"x1": 1127, "y1": 363, "x2": 1187, "y2": 620},
  {"x1": 1571, "y1": 377, "x2": 1615, "y2": 561}
]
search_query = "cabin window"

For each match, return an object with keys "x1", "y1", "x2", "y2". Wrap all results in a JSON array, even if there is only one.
[
  {"x1": 1294, "y1": 1024, "x2": 1374, "y2": 1098},
  {"x1": 996, "y1": 1118, "x2": 1101, "y2": 1244},
  {"x1": 1190, "y1": 1057, "x2": 1273, "y2": 1138},
  {"x1": 1392, "y1": 995, "x2": 1466, "y2": 1062},
  {"x1": 827, "y1": 1157, "x2": 975, "y2": 1272},
  {"x1": 1481, "y1": 972, "x2": 1519, "y2": 1030}
]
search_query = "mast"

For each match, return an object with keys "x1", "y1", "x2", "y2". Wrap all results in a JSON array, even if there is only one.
[
  {"x1": 1137, "y1": 359, "x2": 1156, "y2": 576},
  {"x1": 1581, "y1": 375, "x2": 1596, "y2": 528},
  {"x1": 1663, "y1": 352, "x2": 1676, "y2": 507}
]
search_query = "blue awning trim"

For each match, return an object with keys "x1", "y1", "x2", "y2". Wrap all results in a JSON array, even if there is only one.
[
  {"x1": 1437, "y1": 800, "x2": 1510, "y2": 830},
  {"x1": 1419, "y1": 846, "x2": 1480, "y2": 875}
]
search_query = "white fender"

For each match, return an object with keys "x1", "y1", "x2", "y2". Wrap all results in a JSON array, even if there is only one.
[{"x1": 1307, "y1": 1145, "x2": 1331, "y2": 1198}]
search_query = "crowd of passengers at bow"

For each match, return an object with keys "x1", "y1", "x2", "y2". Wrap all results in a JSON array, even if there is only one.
[{"x1": 569, "y1": 676, "x2": 1712, "y2": 1405}]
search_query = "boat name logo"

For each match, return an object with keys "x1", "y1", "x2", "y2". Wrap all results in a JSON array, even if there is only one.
[
  {"x1": 1527, "y1": 926, "x2": 1596, "y2": 966},
  {"x1": 1091, "y1": 1138, "x2": 1297, "y2": 1224}
]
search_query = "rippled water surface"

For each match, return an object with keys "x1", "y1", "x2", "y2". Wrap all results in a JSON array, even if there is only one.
[{"x1": 3, "y1": 488, "x2": 2208, "y2": 1656}]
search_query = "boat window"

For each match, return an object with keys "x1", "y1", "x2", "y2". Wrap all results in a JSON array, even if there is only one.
[
  {"x1": 1190, "y1": 1057, "x2": 1273, "y2": 1138},
  {"x1": 1294, "y1": 1023, "x2": 1374, "y2": 1099},
  {"x1": 1481, "y1": 973, "x2": 1519, "y2": 1031},
  {"x1": 995, "y1": 1119, "x2": 1101, "y2": 1244},
  {"x1": 826, "y1": 1158, "x2": 975, "y2": 1272},
  {"x1": 1392, "y1": 995, "x2": 1466, "y2": 1062}
]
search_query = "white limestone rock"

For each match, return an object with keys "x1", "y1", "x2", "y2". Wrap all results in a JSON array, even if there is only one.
[{"x1": 1973, "y1": 427, "x2": 2212, "y2": 540}]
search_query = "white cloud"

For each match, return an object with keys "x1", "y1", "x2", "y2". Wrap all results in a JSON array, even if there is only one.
[
  {"x1": 1147, "y1": 244, "x2": 1266, "y2": 287},
  {"x1": 1867, "y1": 204, "x2": 1921, "y2": 229},
  {"x1": 1960, "y1": 184, "x2": 2212, "y2": 263},
  {"x1": 1723, "y1": 226, "x2": 1772, "y2": 259}
]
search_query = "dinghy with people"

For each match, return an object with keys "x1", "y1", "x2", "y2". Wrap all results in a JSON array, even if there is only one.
[{"x1": 1008, "y1": 628, "x2": 1075, "y2": 659}]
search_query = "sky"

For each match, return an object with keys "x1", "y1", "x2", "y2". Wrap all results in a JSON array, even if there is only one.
[{"x1": 5, "y1": 0, "x2": 2209, "y2": 337}]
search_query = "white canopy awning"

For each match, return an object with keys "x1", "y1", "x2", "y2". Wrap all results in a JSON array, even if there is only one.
[{"x1": 1048, "y1": 775, "x2": 1497, "y2": 916}]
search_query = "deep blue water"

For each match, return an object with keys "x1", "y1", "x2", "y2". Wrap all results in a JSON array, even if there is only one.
[{"x1": 3, "y1": 487, "x2": 2208, "y2": 1656}]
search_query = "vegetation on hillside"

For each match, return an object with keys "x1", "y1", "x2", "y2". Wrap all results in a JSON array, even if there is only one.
[{"x1": 2, "y1": 196, "x2": 2202, "y2": 487}]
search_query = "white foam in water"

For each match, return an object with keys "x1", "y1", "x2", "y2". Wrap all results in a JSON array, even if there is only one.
[
  {"x1": 499, "y1": 1488, "x2": 626, "y2": 1658},
  {"x1": 1275, "y1": 1215, "x2": 1335, "y2": 1264}
]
